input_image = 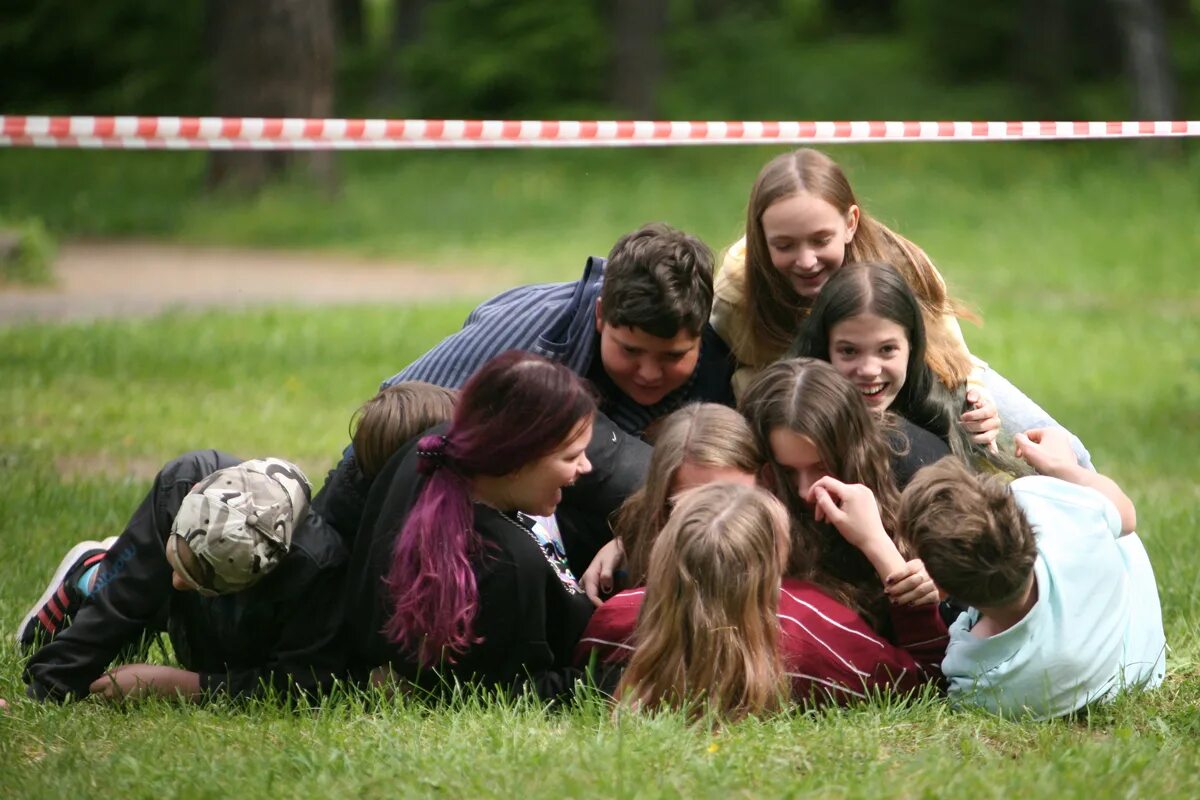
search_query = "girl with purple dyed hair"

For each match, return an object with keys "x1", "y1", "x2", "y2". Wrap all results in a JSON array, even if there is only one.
[{"x1": 342, "y1": 350, "x2": 600, "y2": 701}]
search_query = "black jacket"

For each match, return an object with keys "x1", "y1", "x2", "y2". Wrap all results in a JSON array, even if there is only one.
[
  {"x1": 310, "y1": 451, "x2": 374, "y2": 548},
  {"x1": 888, "y1": 416, "x2": 951, "y2": 488},
  {"x1": 24, "y1": 450, "x2": 348, "y2": 702},
  {"x1": 342, "y1": 432, "x2": 596, "y2": 702}
]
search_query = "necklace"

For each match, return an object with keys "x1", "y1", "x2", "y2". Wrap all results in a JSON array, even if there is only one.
[{"x1": 499, "y1": 511, "x2": 581, "y2": 595}]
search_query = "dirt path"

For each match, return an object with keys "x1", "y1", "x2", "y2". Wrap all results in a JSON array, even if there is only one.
[{"x1": 0, "y1": 240, "x2": 513, "y2": 326}]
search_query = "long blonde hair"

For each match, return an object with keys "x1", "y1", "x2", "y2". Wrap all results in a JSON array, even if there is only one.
[
  {"x1": 744, "y1": 148, "x2": 974, "y2": 387},
  {"x1": 617, "y1": 482, "x2": 790, "y2": 722},
  {"x1": 614, "y1": 403, "x2": 761, "y2": 587}
]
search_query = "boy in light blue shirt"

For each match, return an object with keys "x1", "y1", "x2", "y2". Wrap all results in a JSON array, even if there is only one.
[{"x1": 896, "y1": 428, "x2": 1166, "y2": 720}]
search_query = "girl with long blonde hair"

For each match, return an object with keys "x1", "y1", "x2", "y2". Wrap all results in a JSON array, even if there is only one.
[
  {"x1": 615, "y1": 483, "x2": 789, "y2": 720},
  {"x1": 580, "y1": 403, "x2": 760, "y2": 602},
  {"x1": 576, "y1": 482, "x2": 949, "y2": 716}
]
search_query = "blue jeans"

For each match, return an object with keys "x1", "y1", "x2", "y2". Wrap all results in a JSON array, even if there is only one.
[{"x1": 982, "y1": 368, "x2": 1094, "y2": 470}]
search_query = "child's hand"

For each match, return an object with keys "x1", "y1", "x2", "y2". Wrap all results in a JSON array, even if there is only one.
[
  {"x1": 0, "y1": 697, "x2": 8, "y2": 713},
  {"x1": 885, "y1": 559, "x2": 940, "y2": 607},
  {"x1": 580, "y1": 538, "x2": 625, "y2": 607},
  {"x1": 1014, "y1": 428, "x2": 1079, "y2": 478},
  {"x1": 807, "y1": 477, "x2": 889, "y2": 551},
  {"x1": 89, "y1": 664, "x2": 199, "y2": 701},
  {"x1": 960, "y1": 389, "x2": 1001, "y2": 450},
  {"x1": 90, "y1": 664, "x2": 159, "y2": 700}
]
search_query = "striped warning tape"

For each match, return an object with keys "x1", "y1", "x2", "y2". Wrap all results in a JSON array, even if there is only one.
[{"x1": 1, "y1": 116, "x2": 1198, "y2": 149}]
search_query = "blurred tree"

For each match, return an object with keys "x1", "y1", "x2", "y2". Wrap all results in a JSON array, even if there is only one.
[
  {"x1": 1109, "y1": 0, "x2": 1179, "y2": 119},
  {"x1": 369, "y1": 0, "x2": 431, "y2": 109},
  {"x1": 901, "y1": 0, "x2": 1019, "y2": 80},
  {"x1": 392, "y1": 0, "x2": 430, "y2": 50},
  {"x1": 1016, "y1": 0, "x2": 1070, "y2": 115},
  {"x1": 824, "y1": 0, "x2": 898, "y2": 32},
  {"x1": 0, "y1": 0, "x2": 209, "y2": 114},
  {"x1": 609, "y1": 0, "x2": 668, "y2": 117},
  {"x1": 336, "y1": 0, "x2": 365, "y2": 44},
  {"x1": 403, "y1": 0, "x2": 607, "y2": 117},
  {"x1": 206, "y1": 0, "x2": 338, "y2": 194}
]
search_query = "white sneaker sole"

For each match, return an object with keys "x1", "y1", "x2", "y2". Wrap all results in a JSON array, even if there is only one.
[{"x1": 14, "y1": 536, "x2": 119, "y2": 646}]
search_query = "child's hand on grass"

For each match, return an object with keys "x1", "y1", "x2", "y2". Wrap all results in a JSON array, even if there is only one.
[
  {"x1": 885, "y1": 559, "x2": 940, "y2": 607},
  {"x1": 89, "y1": 664, "x2": 200, "y2": 701}
]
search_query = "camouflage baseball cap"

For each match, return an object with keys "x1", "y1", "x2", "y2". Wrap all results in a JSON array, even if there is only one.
[{"x1": 166, "y1": 458, "x2": 311, "y2": 595}]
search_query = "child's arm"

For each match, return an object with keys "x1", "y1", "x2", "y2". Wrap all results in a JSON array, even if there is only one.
[
  {"x1": 24, "y1": 452, "x2": 236, "y2": 701},
  {"x1": 808, "y1": 477, "x2": 939, "y2": 606},
  {"x1": 1015, "y1": 428, "x2": 1136, "y2": 534}
]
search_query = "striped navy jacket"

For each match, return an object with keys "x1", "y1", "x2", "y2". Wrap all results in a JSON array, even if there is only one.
[{"x1": 381, "y1": 256, "x2": 736, "y2": 437}]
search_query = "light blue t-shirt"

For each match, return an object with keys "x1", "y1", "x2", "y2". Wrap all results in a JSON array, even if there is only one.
[{"x1": 942, "y1": 476, "x2": 1167, "y2": 719}]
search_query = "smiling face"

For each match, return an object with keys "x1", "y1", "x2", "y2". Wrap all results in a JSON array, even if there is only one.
[
  {"x1": 507, "y1": 416, "x2": 595, "y2": 517},
  {"x1": 767, "y1": 428, "x2": 831, "y2": 505},
  {"x1": 828, "y1": 312, "x2": 911, "y2": 413},
  {"x1": 596, "y1": 306, "x2": 701, "y2": 407},
  {"x1": 761, "y1": 192, "x2": 860, "y2": 300}
]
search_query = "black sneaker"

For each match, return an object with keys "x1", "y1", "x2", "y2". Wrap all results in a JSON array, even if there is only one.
[{"x1": 15, "y1": 537, "x2": 117, "y2": 651}]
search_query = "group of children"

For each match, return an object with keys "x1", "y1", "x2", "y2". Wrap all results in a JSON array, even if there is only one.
[{"x1": 6, "y1": 147, "x2": 1166, "y2": 722}]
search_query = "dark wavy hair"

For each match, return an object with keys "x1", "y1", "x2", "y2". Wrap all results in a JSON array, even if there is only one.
[
  {"x1": 383, "y1": 351, "x2": 596, "y2": 664},
  {"x1": 792, "y1": 262, "x2": 1030, "y2": 478},
  {"x1": 600, "y1": 222, "x2": 714, "y2": 338},
  {"x1": 739, "y1": 357, "x2": 900, "y2": 628}
]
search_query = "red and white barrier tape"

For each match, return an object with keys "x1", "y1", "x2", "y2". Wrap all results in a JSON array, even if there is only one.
[{"x1": 2, "y1": 116, "x2": 1198, "y2": 149}]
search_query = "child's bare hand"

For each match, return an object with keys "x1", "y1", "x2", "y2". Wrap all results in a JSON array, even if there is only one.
[
  {"x1": 90, "y1": 664, "x2": 156, "y2": 700},
  {"x1": 960, "y1": 389, "x2": 1001, "y2": 449},
  {"x1": 808, "y1": 477, "x2": 888, "y2": 551},
  {"x1": 580, "y1": 538, "x2": 625, "y2": 607},
  {"x1": 885, "y1": 559, "x2": 940, "y2": 607},
  {"x1": 1015, "y1": 428, "x2": 1079, "y2": 478},
  {"x1": 89, "y1": 664, "x2": 196, "y2": 701}
]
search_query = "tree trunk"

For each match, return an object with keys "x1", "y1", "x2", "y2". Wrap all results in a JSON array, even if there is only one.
[
  {"x1": 372, "y1": 0, "x2": 430, "y2": 107},
  {"x1": 207, "y1": 0, "x2": 338, "y2": 194},
  {"x1": 392, "y1": 0, "x2": 429, "y2": 48},
  {"x1": 1017, "y1": 0, "x2": 1069, "y2": 115},
  {"x1": 609, "y1": 0, "x2": 668, "y2": 119},
  {"x1": 335, "y1": 0, "x2": 364, "y2": 45},
  {"x1": 1108, "y1": 0, "x2": 1178, "y2": 120}
]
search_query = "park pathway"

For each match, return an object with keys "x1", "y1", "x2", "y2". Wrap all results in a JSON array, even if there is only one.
[{"x1": 0, "y1": 240, "x2": 511, "y2": 326}]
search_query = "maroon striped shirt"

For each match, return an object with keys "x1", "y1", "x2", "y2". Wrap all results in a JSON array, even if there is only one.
[{"x1": 575, "y1": 576, "x2": 948, "y2": 706}]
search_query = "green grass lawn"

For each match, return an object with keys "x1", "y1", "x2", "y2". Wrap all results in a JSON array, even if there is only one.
[{"x1": 1, "y1": 143, "x2": 1198, "y2": 796}]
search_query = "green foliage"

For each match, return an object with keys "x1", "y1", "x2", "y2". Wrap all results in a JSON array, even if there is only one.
[
  {"x1": 0, "y1": 0, "x2": 209, "y2": 115},
  {"x1": 0, "y1": 217, "x2": 55, "y2": 286},
  {"x1": 403, "y1": 0, "x2": 609, "y2": 117},
  {"x1": 900, "y1": 0, "x2": 1021, "y2": 80}
]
